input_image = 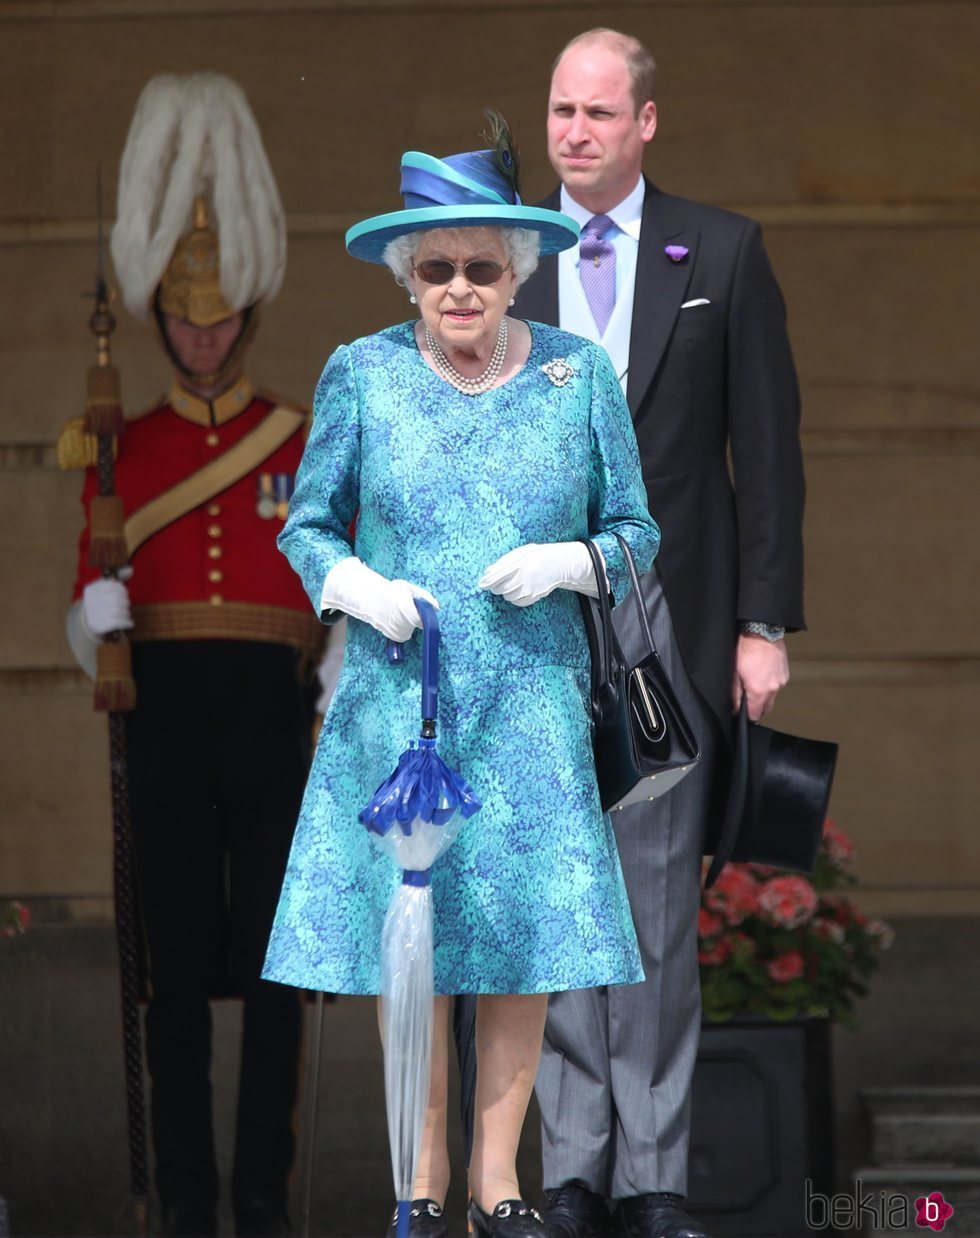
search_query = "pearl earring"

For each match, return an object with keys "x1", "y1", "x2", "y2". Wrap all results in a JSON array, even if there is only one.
[
  {"x1": 409, "y1": 294, "x2": 417, "y2": 305},
  {"x1": 509, "y1": 298, "x2": 515, "y2": 306}
]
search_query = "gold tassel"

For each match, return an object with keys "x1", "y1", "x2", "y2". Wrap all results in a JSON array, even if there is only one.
[
  {"x1": 83, "y1": 363, "x2": 125, "y2": 435},
  {"x1": 94, "y1": 638, "x2": 137, "y2": 712},
  {"x1": 88, "y1": 495, "x2": 129, "y2": 569}
]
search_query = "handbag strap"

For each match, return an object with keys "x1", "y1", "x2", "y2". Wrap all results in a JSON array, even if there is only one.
[
  {"x1": 703, "y1": 697, "x2": 750, "y2": 888},
  {"x1": 611, "y1": 532, "x2": 662, "y2": 658},
  {"x1": 579, "y1": 538, "x2": 618, "y2": 719}
]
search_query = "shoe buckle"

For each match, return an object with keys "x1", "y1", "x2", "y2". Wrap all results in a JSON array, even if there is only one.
[
  {"x1": 497, "y1": 1204, "x2": 512, "y2": 1219},
  {"x1": 425, "y1": 1203, "x2": 441, "y2": 1218}
]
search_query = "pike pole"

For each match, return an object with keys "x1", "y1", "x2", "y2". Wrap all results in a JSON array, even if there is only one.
[{"x1": 83, "y1": 169, "x2": 149, "y2": 1236}]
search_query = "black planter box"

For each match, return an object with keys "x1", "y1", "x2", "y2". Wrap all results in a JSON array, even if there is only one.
[{"x1": 686, "y1": 1017, "x2": 835, "y2": 1236}]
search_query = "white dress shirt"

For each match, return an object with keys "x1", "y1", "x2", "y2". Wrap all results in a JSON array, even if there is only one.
[{"x1": 556, "y1": 176, "x2": 645, "y2": 394}]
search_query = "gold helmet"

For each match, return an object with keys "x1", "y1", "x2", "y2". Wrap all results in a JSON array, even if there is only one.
[{"x1": 157, "y1": 196, "x2": 234, "y2": 328}]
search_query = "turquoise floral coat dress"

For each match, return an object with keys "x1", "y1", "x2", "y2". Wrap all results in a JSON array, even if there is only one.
[{"x1": 262, "y1": 320, "x2": 660, "y2": 995}]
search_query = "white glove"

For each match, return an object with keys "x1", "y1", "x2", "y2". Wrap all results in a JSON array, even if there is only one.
[
  {"x1": 80, "y1": 576, "x2": 134, "y2": 639},
  {"x1": 320, "y1": 556, "x2": 439, "y2": 642},
  {"x1": 478, "y1": 541, "x2": 602, "y2": 607}
]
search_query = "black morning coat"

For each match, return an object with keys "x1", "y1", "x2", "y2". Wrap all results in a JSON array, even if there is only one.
[{"x1": 515, "y1": 177, "x2": 807, "y2": 753}]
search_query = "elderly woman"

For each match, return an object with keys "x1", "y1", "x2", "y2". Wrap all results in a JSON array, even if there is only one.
[{"x1": 263, "y1": 121, "x2": 660, "y2": 1238}]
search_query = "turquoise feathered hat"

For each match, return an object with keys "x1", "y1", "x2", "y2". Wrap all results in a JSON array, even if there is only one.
[{"x1": 346, "y1": 113, "x2": 579, "y2": 263}]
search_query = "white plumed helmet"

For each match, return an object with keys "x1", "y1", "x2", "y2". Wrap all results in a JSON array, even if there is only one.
[{"x1": 110, "y1": 72, "x2": 286, "y2": 323}]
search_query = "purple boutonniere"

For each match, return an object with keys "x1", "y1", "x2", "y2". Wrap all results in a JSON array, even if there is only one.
[{"x1": 664, "y1": 245, "x2": 689, "y2": 263}]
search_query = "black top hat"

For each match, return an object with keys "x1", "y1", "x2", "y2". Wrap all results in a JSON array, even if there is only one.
[{"x1": 704, "y1": 699, "x2": 839, "y2": 888}]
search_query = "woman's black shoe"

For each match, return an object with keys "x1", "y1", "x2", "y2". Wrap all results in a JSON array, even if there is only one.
[
  {"x1": 386, "y1": 1199, "x2": 449, "y2": 1238},
  {"x1": 468, "y1": 1199, "x2": 550, "y2": 1238}
]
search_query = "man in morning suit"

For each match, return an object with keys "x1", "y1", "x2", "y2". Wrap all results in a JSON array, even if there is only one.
[{"x1": 515, "y1": 29, "x2": 807, "y2": 1238}]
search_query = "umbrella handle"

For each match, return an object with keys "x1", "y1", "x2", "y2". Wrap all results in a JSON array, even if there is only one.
[{"x1": 385, "y1": 599, "x2": 440, "y2": 724}]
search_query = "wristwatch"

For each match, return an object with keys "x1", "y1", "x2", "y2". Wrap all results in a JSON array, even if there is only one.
[{"x1": 739, "y1": 620, "x2": 786, "y2": 643}]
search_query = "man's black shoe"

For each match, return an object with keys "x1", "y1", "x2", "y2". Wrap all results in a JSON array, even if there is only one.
[
  {"x1": 616, "y1": 1193, "x2": 710, "y2": 1238},
  {"x1": 544, "y1": 1182, "x2": 610, "y2": 1238}
]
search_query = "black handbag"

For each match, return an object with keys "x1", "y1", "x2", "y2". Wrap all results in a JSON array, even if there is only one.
[
  {"x1": 703, "y1": 697, "x2": 839, "y2": 888},
  {"x1": 579, "y1": 536, "x2": 701, "y2": 813}
]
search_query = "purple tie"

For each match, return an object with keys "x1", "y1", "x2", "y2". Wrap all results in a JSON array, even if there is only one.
[{"x1": 579, "y1": 214, "x2": 616, "y2": 336}]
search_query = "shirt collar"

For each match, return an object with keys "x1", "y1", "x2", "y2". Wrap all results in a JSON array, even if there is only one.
[
  {"x1": 168, "y1": 374, "x2": 255, "y2": 426},
  {"x1": 560, "y1": 176, "x2": 645, "y2": 243}
]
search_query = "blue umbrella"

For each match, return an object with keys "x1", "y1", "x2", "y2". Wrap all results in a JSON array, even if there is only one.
[{"x1": 359, "y1": 599, "x2": 481, "y2": 1238}]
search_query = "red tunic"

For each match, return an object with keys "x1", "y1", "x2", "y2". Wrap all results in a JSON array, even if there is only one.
[{"x1": 73, "y1": 376, "x2": 322, "y2": 654}]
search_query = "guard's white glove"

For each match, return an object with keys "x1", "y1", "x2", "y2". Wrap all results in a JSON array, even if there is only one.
[
  {"x1": 478, "y1": 541, "x2": 602, "y2": 607},
  {"x1": 320, "y1": 556, "x2": 439, "y2": 643},
  {"x1": 80, "y1": 575, "x2": 134, "y2": 639},
  {"x1": 67, "y1": 568, "x2": 134, "y2": 679}
]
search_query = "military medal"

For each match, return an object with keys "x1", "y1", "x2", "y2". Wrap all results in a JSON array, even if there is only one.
[
  {"x1": 256, "y1": 473, "x2": 277, "y2": 519},
  {"x1": 274, "y1": 473, "x2": 294, "y2": 521}
]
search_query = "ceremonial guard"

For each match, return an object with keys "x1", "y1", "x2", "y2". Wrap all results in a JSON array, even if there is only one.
[{"x1": 61, "y1": 74, "x2": 322, "y2": 1238}]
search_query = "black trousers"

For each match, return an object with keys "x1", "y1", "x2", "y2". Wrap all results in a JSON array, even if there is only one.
[{"x1": 126, "y1": 640, "x2": 311, "y2": 1225}]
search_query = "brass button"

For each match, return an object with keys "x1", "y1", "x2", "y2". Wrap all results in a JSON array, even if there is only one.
[
  {"x1": 209, "y1": 593, "x2": 224, "y2": 606},
  {"x1": 207, "y1": 546, "x2": 223, "y2": 560},
  {"x1": 207, "y1": 524, "x2": 223, "y2": 538},
  {"x1": 205, "y1": 431, "x2": 220, "y2": 447},
  {"x1": 208, "y1": 569, "x2": 223, "y2": 583},
  {"x1": 207, "y1": 503, "x2": 221, "y2": 516}
]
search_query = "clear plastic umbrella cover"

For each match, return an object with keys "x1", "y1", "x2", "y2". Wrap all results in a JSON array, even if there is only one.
[{"x1": 359, "y1": 599, "x2": 481, "y2": 1238}]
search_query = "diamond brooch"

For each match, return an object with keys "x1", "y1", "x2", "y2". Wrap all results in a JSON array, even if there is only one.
[{"x1": 542, "y1": 357, "x2": 575, "y2": 387}]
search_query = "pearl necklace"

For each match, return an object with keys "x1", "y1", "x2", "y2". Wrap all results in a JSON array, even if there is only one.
[{"x1": 424, "y1": 319, "x2": 508, "y2": 396}]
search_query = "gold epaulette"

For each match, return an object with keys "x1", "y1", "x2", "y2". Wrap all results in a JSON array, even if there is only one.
[{"x1": 57, "y1": 417, "x2": 110, "y2": 470}]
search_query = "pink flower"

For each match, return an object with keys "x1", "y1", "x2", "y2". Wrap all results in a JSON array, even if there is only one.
[
  {"x1": 821, "y1": 819, "x2": 855, "y2": 871},
  {"x1": 697, "y1": 817, "x2": 888, "y2": 1022},
  {"x1": 813, "y1": 918, "x2": 846, "y2": 945},
  {"x1": 868, "y1": 918, "x2": 895, "y2": 949},
  {"x1": 767, "y1": 951, "x2": 805, "y2": 982},
  {"x1": 699, "y1": 939, "x2": 732, "y2": 966},
  {"x1": 829, "y1": 897, "x2": 866, "y2": 928},
  {"x1": 698, "y1": 908, "x2": 724, "y2": 938},
  {"x1": 757, "y1": 875, "x2": 818, "y2": 928},
  {"x1": 704, "y1": 865, "x2": 759, "y2": 925}
]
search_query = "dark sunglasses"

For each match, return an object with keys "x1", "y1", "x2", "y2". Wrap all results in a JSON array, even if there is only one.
[{"x1": 413, "y1": 259, "x2": 511, "y2": 286}]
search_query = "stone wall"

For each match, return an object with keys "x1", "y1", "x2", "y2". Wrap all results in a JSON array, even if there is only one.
[{"x1": 1, "y1": 0, "x2": 978, "y2": 916}]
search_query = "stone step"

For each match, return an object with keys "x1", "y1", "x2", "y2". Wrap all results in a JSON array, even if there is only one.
[
  {"x1": 849, "y1": 1166, "x2": 980, "y2": 1236},
  {"x1": 861, "y1": 1087, "x2": 980, "y2": 1165}
]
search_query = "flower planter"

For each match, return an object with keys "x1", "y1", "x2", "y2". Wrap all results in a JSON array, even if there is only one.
[{"x1": 686, "y1": 1016, "x2": 834, "y2": 1236}]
